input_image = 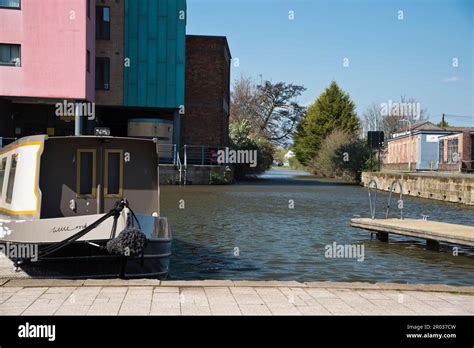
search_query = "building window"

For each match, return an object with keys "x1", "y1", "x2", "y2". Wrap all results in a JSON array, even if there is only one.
[
  {"x1": 76, "y1": 150, "x2": 96, "y2": 197},
  {"x1": 105, "y1": 150, "x2": 123, "y2": 197},
  {"x1": 0, "y1": 0, "x2": 20, "y2": 9},
  {"x1": 439, "y1": 140, "x2": 444, "y2": 164},
  {"x1": 452, "y1": 138, "x2": 458, "y2": 162},
  {"x1": 96, "y1": 6, "x2": 110, "y2": 40},
  {"x1": 448, "y1": 138, "x2": 459, "y2": 163},
  {"x1": 0, "y1": 44, "x2": 21, "y2": 66},
  {"x1": 95, "y1": 57, "x2": 110, "y2": 90},
  {"x1": 5, "y1": 154, "x2": 17, "y2": 204}
]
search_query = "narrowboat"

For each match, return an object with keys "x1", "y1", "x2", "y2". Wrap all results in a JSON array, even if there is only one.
[{"x1": 0, "y1": 135, "x2": 171, "y2": 279}]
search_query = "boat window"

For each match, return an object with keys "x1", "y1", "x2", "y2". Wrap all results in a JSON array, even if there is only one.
[
  {"x1": 77, "y1": 150, "x2": 96, "y2": 197},
  {"x1": 105, "y1": 150, "x2": 123, "y2": 197},
  {"x1": 6, "y1": 154, "x2": 17, "y2": 204},
  {"x1": 0, "y1": 157, "x2": 6, "y2": 199}
]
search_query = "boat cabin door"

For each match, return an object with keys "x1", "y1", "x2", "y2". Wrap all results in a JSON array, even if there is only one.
[
  {"x1": 76, "y1": 146, "x2": 124, "y2": 215},
  {"x1": 40, "y1": 137, "x2": 159, "y2": 219}
]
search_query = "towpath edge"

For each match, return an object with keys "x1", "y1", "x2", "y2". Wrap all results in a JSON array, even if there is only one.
[{"x1": 0, "y1": 279, "x2": 473, "y2": 316}]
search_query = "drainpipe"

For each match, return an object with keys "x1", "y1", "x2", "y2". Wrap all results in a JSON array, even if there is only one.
[{"x1": 75, "y1": 102, "x2": 82, "y2": 136}]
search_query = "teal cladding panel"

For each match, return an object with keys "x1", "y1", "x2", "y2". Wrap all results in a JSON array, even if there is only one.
[{"x1": 124, "y1": 0, "x2": 186, "y2": 108}]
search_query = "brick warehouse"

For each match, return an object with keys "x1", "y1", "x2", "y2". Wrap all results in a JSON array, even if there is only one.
[
  {"x1": 0, "y1": 0, "x2": 231, "y2": 152},
  {"x1": 183, "y1": 35, "x2": 231, "y2": 147}
]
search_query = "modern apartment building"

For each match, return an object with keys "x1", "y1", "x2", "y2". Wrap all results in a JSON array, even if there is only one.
[
  {"x1": 0, "y1": 0, "x2": 230, "y2": 150},
  {"x1": 0, "y1": 0, "x2": 96, "y2": 138}
]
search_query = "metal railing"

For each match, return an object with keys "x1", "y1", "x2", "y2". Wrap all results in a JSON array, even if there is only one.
[
  {"x1": 157, "y1": 144, "x2": 178, "y2": 165},
  {"x1": 157, "y1": 144, "x2": 227, "y2": 185},
  {"x1": 367, "y1": 179, "x2": 378, "y2": 219},
  {"x1": 176, "y1": 152, "x2": 183, "y2": 185},
  {"x1": 183, "y1": 145, "x2": 224, "y2": 166},
  {"x1": 385, "y1": 179, "x2": 404, "y2": 220}
]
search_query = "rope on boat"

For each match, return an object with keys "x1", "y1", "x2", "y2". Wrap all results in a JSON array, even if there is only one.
[
  {"x1": 106, "y1": 228, "x2": 146, "y2": 256},
  {"x1": 35, "y1": 199, "x2": 146, "y2": 261}
]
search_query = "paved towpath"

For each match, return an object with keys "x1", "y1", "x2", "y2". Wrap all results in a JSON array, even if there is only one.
[{"x1": 0, "y1": 279, "x2": 473, "y2": 316}]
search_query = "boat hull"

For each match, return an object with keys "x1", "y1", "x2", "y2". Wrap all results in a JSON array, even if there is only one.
[
  {"x1": 5, "y1": 238, "x2": 171, "y2": 279},
  {"x1": 0, "y1": 213, "x2": 172, "y2": 279}
]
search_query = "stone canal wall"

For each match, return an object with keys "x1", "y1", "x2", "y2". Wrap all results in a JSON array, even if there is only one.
[{"x1": 361, "y1": 172, "x2": 474, "y2": 206}]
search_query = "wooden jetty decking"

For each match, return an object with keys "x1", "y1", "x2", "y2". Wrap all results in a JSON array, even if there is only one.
[{"x1": 351, "y1": 218, "x2": 474, "y2": 248}]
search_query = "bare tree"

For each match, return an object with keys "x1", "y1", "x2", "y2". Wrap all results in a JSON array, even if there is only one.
[
  {"x1": 362, "y1": 96, "x2": 429, "y2": 140},
  {"x1": 230, "y1": 76, "x2": 306, "y2": 146},
  {"x1": 362, "y1": 103, "x2": 382, "y2": 133},
  {"x1": 230, "y1": 75, "x2": 259, "y2": 124}
]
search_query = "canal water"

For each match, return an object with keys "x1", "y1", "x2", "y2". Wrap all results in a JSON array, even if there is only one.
[{"x1": 161, "y1": 169, "x2": 474, "y2": 285}]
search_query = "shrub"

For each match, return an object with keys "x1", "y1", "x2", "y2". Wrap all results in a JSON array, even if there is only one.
[
  {"x1": 230, "y1": 120, "x2": 274, "y2": 179},
  {"x1": 209, "y1": 166, "x2": 234, "y2": 185},
  {"x1": 308, "y1": 129, "x2": 375, "y2": 181}
]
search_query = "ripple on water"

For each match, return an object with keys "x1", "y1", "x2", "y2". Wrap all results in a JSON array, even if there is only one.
[{"x1": 162, "y1": 170, "x2": 474, "y2": 285}]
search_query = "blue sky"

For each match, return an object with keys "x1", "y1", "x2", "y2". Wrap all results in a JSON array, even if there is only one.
[{"x1": 187, "y1": 0, "x2": 473, "y2": 127}]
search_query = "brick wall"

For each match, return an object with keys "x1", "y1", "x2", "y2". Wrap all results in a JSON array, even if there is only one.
[
  {"x1": 183, "y1": 35, "x2": 231, "y2": 146},
  {"x1": 439, "y1": 132, "x2": 472, "y2": 171},
  {"x1": 386, "y1": 135, "x2": 418, "y2": 164},
  {"x1": 95, "y1": 0, "x2": 124, "y2": 106}
]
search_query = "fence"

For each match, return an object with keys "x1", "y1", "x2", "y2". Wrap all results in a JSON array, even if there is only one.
[
  {"x1": 183, "y1": 145, "x2": 225, "y2": 166},
  {"x1": 158, "y1": 144, "x2": 228, "y2": 167}
]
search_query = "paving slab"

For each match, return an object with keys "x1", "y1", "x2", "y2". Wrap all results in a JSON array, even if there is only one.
[
  {"x1": 4, "y1": 279, "x2": 84, "y2": 288},
  {"x1": 0, "y1": 279, "x2": 472, "y2": 316}
]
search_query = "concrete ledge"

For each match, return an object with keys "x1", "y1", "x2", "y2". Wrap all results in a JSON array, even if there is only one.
[
  {"x1": 160, "y1": 280, "x2": 234, "y2": 287},
  {"x1": 233, "y1": 280, "x2": 305, "y2": 288},
  {"x1": 3, "y1": 279, "x2": 85, "y2": 287},
  {"x1": 377, "y1": 282, "x2": 474, "y2": 294},
  {"x1": 305, "y1": 281, "x2": 380, "y2": 289},
  {"x1": 83, "y1": 279, "x2": 161, "y2": 287},
  {"x1": 1, "y1": 279, "x2": 473, "y2": 294}
]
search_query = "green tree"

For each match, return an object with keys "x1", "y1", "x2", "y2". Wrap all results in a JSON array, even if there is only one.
[
  {"x1": 293, "y1": 82, "x2": 360, "y2": 165},
  {"x1": 335, "y1": 140, "x2": 377, "y2": 181},
  {"x1": 437, "y1": 119, "x2": 449, "y2": 128},
  {"x1": 273, "y1": 147, "x2": 288, "y2": 164}
]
